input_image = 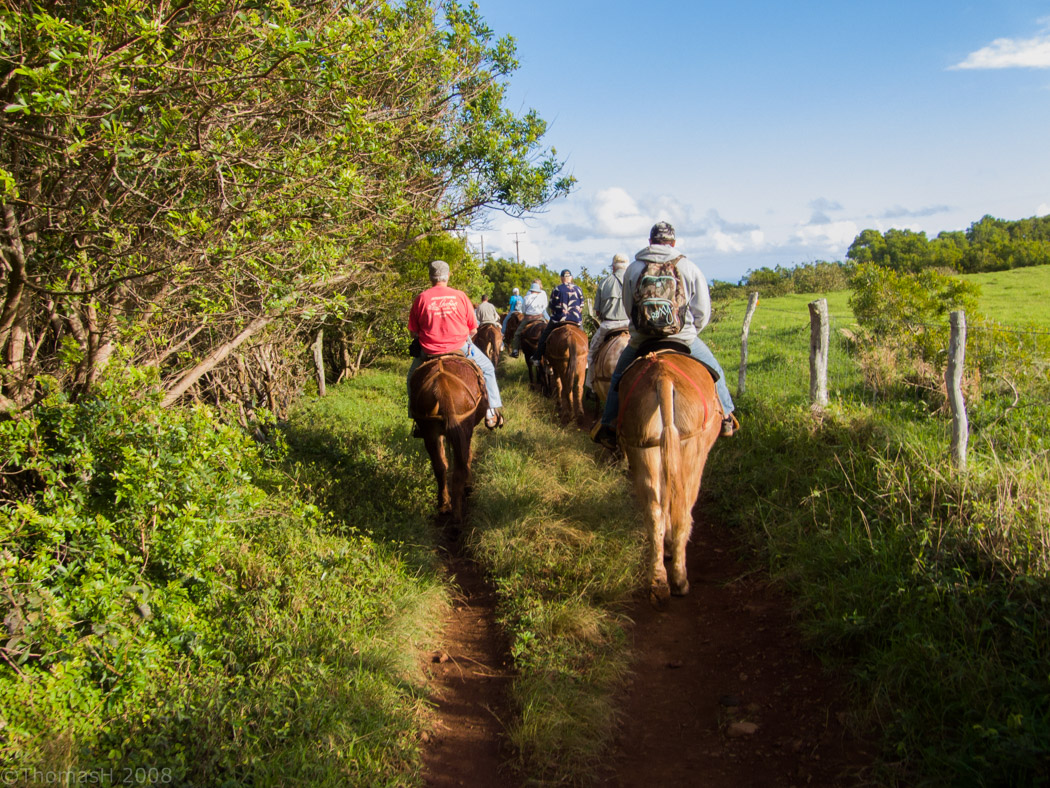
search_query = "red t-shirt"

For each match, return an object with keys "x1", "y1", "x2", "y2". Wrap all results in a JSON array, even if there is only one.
[{"x1": 408, "y1": 284, "x2": 476, "y2": 355}]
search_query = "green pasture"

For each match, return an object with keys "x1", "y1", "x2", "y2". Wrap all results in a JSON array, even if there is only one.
[{"x1": 699, "y1": 269, "x2": 1050, "y2": 786}]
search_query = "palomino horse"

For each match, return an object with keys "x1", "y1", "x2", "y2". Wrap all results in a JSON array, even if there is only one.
[
  {"x1": 591, "y1": 329, "x2": 630, "y2": 406},
  {"x1": 503, "y1": 312, "x2": 523, "y2": 349},
  {"x1": 409, "y1": 354, "x2": 487, "y2": 523},
  {"x1": 517, "y1": 318, "x2": 546, "y2": 386},
  {"x1": 616, "y1": 348, "x2": 723, "y2": 609},
  {"x1": 474, "y1": 323, "x2": 502, "y2": 370},
  {"x1": 543, "y1": 323, "x2": 588, "y2": 426}
]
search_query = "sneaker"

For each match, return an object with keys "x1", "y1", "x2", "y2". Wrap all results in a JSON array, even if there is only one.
[
  {"x1": 485, "y1": 408, "x2": 504, "y2": 430},
  {"x1": 530, "y1": 355, "x2": 541, "y2": 366},
  {"x1": 590, "y1": 421, "x2": 617, "y2": 450},
  {"x1": 721, "y1": 413, "x2": 740, "y2": 437},
  {"x1": 509, "y1": 350, "x2": 519, "y2": 358}
]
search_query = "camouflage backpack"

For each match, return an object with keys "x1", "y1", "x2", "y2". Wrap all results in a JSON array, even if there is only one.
[{"x1": 631, "y1": 255, "x2": 687, "y2": 336}]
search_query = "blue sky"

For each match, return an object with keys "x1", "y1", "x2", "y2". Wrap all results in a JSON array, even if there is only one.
[{"x1": 466, "y1": 1, "x2": 1050, "y2": 283}]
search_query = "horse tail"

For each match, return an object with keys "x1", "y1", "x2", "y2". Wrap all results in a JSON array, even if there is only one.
[
  {"x1": 657, "y1": 369, "x2": 680, "y2": 532},
  {"x1": 568, "y1": 331, "x2": 582, "y2": 389}
]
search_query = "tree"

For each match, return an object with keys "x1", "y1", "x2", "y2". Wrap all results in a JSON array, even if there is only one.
[{"x1": 0, "y1": 0, "x2": 573, "y2": 410}]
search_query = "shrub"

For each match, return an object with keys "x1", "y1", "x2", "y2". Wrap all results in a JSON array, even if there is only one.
[{"x1": 0, "y1": 369, "x2": 264, "y2": 770}]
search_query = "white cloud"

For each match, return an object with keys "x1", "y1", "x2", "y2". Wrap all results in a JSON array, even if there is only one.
[
  {"x1": 591, "y1": 187, "x2": 652, "y2": 237},
  {"x1": 1038, "y1": 203, "x2": 1050, "y2": 215},
  {"x1": 790, "y1": 220, "x2": 859, "y2": 252},
  {"x1": 951, "y1": 23, "x2": 1050, "y2": 70}
]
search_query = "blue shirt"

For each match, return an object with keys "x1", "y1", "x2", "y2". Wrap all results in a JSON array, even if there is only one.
[
  {"x1": 550, "y1": 283, "x2": 584, "y2": 323},
  {"x1": 508, "y1": 294, "x2": 524, "y2": 313}
]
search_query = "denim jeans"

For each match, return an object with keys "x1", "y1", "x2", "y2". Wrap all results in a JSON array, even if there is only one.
[
  {"x1": 407, "y1": 340, "x2": 502, "y2": 417},
  {"x1": 600, "y1": 338, "x2": 734, "y2": 428}
]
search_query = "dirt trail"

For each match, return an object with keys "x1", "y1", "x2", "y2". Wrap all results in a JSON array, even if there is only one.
[
  {"x1": 421, "y1": 531, "x2": 520, "y2": 788},
  {"x1": 421, "y1": 393, "x2": 875, "y2": 786},
  {"x1": 595, "y1": 499, "x2": 875, "y2": 787}
]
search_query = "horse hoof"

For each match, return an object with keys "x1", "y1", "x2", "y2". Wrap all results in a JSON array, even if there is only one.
[
  {"x1": 671, "y1": 580, "x2": 690, "y2": 597},
  {"x1": 649, "y1": 581, "x2": 671, "y2": 610}
]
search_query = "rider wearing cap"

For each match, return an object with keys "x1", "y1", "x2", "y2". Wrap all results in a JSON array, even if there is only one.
[
  {"x1": 408, "y1": 260, "x2": 504, "y2": 431},
  {"x1": 532, "y1": 269, "x2": 583, "y2": 366},
  {"x1": 591, "y1": 222, "x2": 737, "y2": 449},
  {"x1": 502, "y1": 287, "x2": 524, "y2": 334},
  {"x1": 585, "y1": 253, "x2": 631, "y2": 391}
]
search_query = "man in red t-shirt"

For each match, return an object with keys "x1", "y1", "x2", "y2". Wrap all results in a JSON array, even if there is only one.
[{"x1": 407, "y1": 260, "x2": 504, "y2": 430}]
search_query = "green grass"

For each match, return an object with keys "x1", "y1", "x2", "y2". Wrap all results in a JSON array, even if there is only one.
[
  {"x1": 963, "y1": 265, "x2": 1050, "y2": 329},
  {"x1": 699, "y1": 275, "x2": 1050, "y2": 786},
  {"x1": 467, "y1": 361, "x2": 643, "y2": 783}
]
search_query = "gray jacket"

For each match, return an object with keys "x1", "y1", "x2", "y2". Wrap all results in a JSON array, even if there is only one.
[
  {"x1": 623, "y1": 244, "x2": 711, "y2": 348},
  {"x1": 593, "y1": 269, "x2": 628, "y2": 322}
]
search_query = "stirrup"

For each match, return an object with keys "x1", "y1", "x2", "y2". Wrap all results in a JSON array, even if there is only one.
[
  {"x1": 721, "y1": 413, "x2": 740, "y2": 437},
  {"x1": 485, "y1": 408, "x2": 504, "y2": 430}
]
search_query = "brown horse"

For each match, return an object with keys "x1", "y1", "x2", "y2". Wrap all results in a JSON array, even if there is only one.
[
  {"x1": 591, "y1": 329, "x2": 630, "y2": 405},
  {"x1": 503, "y1": 312, "x2": 523, "y2": 349},
  {"x1": 517, "y1": 318, "x2": 546, "y2": 386},
  {"x1": 616, "y1": 350, "x2": 722, "y2": 609},
  {"x1": 409, "y1": 355, "x2": 487, "y2": 522},
  {"x1": 474, "y1": 323, "x2": 502, "y2": 370},
  {"x1": 544, "y1": 323, "x2": 588, "y2": 426}
]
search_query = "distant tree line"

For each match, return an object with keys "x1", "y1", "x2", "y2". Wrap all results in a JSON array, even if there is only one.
[
  {"x1": 711, "y1": 213, "x2": 1050, "y2": 303},
  {"x1": 847, "y1": 214, "x2": 1050, "y2": 274}
]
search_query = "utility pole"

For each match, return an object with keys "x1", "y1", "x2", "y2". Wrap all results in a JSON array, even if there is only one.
[
  {"x1": 479, "y1": 235, "x2": 485, "y2": 263},
  {"x1": 510, "y1": 231, "x2": 525, "y2": 264}
]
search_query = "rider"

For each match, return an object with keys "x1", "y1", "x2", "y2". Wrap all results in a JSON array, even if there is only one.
[
  {"x1": 591, "y1": 221, "x2": 738, "y2": 449},
  {"x1": 532, "y1": 269, "x2": 583, "y2": 366},
  {"x1": 502, "y1": 287, "x2": 524, "y2": 335},
  {"x1": 475, "y1": 294, "x2": 501, "y2": 327},
  {"x1": 509, "y1": 280, "x2": 549, "y2": 358},
  {"x1": 408, "y1": 260, "x2": 504, "y2": 431},
  {"x1": 584, "y1": 253, "x2": 631, "y2": 392}
]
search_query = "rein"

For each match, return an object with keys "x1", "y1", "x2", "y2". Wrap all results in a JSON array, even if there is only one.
[{"x1": 617, "y1": 353, "x2": 710, "y2": 434}]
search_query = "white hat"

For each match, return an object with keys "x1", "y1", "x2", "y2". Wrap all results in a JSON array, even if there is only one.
[{"x1": 512, "y1": 287, "x2": 519, "y2": 294}]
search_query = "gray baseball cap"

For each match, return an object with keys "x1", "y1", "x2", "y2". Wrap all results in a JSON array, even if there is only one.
[{"x1": 429, "y1": 260, "x2": 450, "y2": 280}]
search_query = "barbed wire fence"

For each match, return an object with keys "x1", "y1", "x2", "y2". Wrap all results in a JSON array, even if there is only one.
[{"x1": 731, "y1": 293, "x2": 1050, "y2": 472}]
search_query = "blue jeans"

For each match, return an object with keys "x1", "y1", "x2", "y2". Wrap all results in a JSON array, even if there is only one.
[
  {"x1": 600, "y1": 338, "x2": 734, "y2": 428},
  {"x1": 407, "y1": 341, "x2": 502, "y2": 416}
]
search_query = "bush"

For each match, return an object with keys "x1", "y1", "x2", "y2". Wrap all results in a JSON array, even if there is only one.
[{"x1": 0, "y1": 369, "x2": 264, "y2": 770}]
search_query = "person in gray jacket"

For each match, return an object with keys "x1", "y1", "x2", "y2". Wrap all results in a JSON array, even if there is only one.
[
  {"x1": 475, "y1": 294, "x2": 501, "y2": 326},
  {"x1": 591, "y1": 221, "x2": 737, "y2": 448},
  {"x1": 585, "y1": 253, "x2": 631, "y2": 390}
]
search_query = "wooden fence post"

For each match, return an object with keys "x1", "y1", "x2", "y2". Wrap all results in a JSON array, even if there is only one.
[
  {"x1": 312, "y1": 329, "x2": 327, "y2": 398},
  {"x1": 946, "y1": 310, "x2": 968, "y2": 470},
  {"x1": 738, "y1": 291, "x2": 759, "y2": 397},
  {"x1": 808, "y1": 298, "x2": 829, "y2": 408}
]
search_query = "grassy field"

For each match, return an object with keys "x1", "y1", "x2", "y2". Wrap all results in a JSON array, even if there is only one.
[{"x1": 698, "y1": 264, "x2": 1050, "y2": 786}]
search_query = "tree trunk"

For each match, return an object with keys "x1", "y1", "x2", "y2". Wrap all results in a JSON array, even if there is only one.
[{"x1": 312, "y1": 328, "x2": 326, "y2": 397}]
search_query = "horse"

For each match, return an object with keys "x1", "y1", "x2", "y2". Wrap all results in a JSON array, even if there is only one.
[
  {"x1": 409, "y1": 354, "x2": 487, "y2": 523},
  {"x1": 517, "y1": 318, "x2": 546, "y2": 387},
  {"x1": 474, "y1": 323, "x2": 502, "y2": 370},
  {"x1": 591, "y1": 329, "x2": 630, "y2": 407},
  {"x1": 543, "y1": 323, "x2": 588, "y2": 426},
  {"x1": 616, "y1": 348, "x2": 723, "y2": 609},
  {"x1": 503, "y1": 312, "x2": 523, "y2": 349}
]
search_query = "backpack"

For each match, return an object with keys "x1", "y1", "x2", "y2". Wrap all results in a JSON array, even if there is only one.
[{"x1": 632, "y1": 255, "x2": 686, "y2": 336}]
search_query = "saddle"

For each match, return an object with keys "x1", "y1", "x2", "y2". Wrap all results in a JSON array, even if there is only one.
[
  {"x1": 410, "y1": 352, "x2": 487, "y2": 419},
  {"x1": 600, "y1": 327, "x2": 629, "y2": 347},
  {"x1": 622, "y1": 339, "x2": 720, "y2": 384}
]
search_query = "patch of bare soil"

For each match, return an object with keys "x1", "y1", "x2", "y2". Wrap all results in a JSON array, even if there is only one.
[
  {"x1": 421, "y1": 527, "x2": 520, "y2": 788},
  {"x1": 595, "y1": 499, "x2": 876, "y2": 787}
]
